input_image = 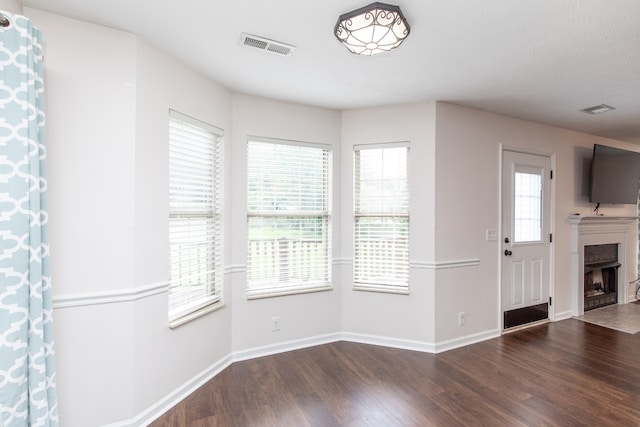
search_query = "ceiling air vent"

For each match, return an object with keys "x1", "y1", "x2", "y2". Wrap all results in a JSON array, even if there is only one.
[
  {"x1": 239, "y1": 33, "x2": 295, "y2": 57},
  {"x1": 581, "y1": 104, "x2": 616, "y2": 115}
]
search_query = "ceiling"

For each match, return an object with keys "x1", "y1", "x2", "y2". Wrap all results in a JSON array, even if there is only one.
[{"x1": 19, "y1": 0, "x2": 640, "y2": 142}]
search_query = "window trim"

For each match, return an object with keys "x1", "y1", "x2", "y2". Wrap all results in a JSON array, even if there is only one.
[
  {"x1": 353, "y1": 142, "x2": 410, "y2": 294},
  {"x1": 246, "y1": 136, "x2": 333, "y2": 299},
  {"x1": 168, "y1": 109, "x2": 224, "y2": 326}
]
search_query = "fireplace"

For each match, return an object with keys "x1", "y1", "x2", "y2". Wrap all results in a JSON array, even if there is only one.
[
  {"x1": 569, "y1": 215, "x2": 636, "y2": 317},
  {"x1": 583, "y1": 244, "x2": 620, "y2": 311}
]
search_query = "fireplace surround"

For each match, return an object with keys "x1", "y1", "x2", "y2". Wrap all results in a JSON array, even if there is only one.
[{"x1": 569, "y1": 215, "x2": 637, "y2": 317}]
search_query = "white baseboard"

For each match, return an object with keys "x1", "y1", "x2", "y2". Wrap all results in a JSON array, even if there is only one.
[
  {"x1": 121, "y1": 328, "x2": 505, "y2": 426},
  {"x1": 131, "y1": 333, "x2": 341, "y2": 426},
  {"x1": 107, "y1": 354, "x2": 233, "y2": 427},
  {"x1": 553, "y1": 310, "x2": 573, "y2": 321},
  {"x1": 232, "y1": 332, "x2": 343, "y2": 362},
  {"x1": 341, "y1": 332, "x2": 436, "y2": 353},
  {"x1": 433, "y1": 329, "x2": 501, "y2": 353}
]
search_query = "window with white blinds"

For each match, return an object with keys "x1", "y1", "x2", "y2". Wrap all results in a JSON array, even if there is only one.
[
  {"x1": 354, "y1": 143, "x2": 409, "y2": 293},
  {"x1": 168, "y1": 110, "x2": 223, "y2": 324},
  {"x1": 247, "y1": 137, "x2": 332, "y2": 298}
]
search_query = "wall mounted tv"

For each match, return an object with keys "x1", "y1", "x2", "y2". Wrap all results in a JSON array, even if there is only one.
[{"x1": 589, "y1": 144, "x2": 640, "y2": 205}]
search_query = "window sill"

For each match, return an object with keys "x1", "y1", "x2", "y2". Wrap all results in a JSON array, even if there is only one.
[
  {"x1": 353, "y1": 285, "x2": 410, "y2": 295},
  {"x1": 168, "y1": 300, "x2": 225, "y2": 329},
  {"x1": 247, "y1": 284, "x2": 333, "y2": 300}
]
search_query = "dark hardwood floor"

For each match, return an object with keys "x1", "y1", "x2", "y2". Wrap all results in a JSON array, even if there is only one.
[{"x1": 149, "y1": 320, "x2": 640, "y2": 426}]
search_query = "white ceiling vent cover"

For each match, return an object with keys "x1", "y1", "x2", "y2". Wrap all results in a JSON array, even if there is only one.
[{"x1": 239, "y1": 33, "x2": 295, "y2": 57}]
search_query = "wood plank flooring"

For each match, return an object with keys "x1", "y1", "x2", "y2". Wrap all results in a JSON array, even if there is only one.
[{"x1": 149, "y1": 319, "x2": 640, "y2": 426}]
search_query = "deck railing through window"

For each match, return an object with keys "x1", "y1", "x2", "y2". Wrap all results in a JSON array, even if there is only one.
[
  {"x1": 247, "y1": 237, "x2": 407, "y2": 287},
  {"x1": 248, "y1": 238, "x2": 327, "y2": 284},
  {"x1": 354, "y1": 236, "x2": 409, "y2": 287}
]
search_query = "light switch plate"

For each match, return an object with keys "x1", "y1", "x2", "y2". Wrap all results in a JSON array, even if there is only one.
[{"x1": 486, "y1": 229, "x2": 498, "y2": 241}]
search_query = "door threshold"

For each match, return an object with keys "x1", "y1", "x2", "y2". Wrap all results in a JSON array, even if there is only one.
[{"x1": 502, "y1": 318, "x2": 549, "y2": 334}]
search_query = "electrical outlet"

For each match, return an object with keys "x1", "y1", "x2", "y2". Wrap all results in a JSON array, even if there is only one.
[
  {"x1": 271, "y1": 316, "x2": 280, "y2": 332},
  {"x1": 458, "y1": 312, "x2": 465, "y2": 326}
]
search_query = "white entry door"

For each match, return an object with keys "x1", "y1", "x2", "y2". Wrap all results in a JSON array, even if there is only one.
[{"x1": 501, "y1": 150, "x2": 552, "y2": 328}]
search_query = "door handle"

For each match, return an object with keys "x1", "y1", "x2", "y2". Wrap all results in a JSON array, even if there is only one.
[{"x1": 504, "y1": 249, "x2": 513, "y2": 256}]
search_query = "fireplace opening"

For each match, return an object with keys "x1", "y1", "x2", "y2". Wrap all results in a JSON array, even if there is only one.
[{"x1": 584, "y1": 243, "x2": 620, "y2": 311}]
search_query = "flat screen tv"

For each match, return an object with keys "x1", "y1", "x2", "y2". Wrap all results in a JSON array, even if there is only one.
[{"x1": 589, "y1": 144, "x2": 640, "y2": 204}]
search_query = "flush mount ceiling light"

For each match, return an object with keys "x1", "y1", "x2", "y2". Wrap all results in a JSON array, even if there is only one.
[
  {"x1": 581, "y1": 104, "x2": 616, "y2": 115},
  {"x1": 334, "y1": 2, "x2": 410, "y2": 56}
]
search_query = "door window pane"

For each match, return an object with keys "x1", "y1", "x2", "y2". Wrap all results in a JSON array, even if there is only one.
[{"x1": 514, "y1": 171, "x2": 542, "y2": 242}]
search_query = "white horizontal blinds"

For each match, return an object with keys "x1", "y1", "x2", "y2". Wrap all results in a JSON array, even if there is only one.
[
  {"x1": 354, "y1": 144, "x2": 409, "y2": 293},
  {"x1": 168, "y1": 111, "x2": 223, "y2": 321},
  {"x1": 247, "y1": 138, "x2": 331, "y2": 298}
]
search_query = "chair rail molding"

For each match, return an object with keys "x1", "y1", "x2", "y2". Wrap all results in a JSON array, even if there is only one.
[
  {"x1": 410, "y1": 259, "x2": 481, "y2": 270},
  {"x1": 52, "y1": 282, "x2": 170, "y2": 309}
]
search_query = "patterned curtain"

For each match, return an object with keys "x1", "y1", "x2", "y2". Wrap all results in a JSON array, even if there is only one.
[{"x1": 0, "y1": 11, "x2": 59, "y2": 427}]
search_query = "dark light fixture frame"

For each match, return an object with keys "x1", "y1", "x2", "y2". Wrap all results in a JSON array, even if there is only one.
[
  {"x1": 334, "y1": 2, "x2": 410, "y2": 56},
  {"x1": 0, "y1": 13, "x2": 10, "y2": 28}
]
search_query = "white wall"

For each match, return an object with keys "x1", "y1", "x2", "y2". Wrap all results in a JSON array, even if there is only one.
[
  {"x1": 32, "y1": 10, "x2": 138, "y2": 297},
  {"x1": 432, "y1": 102, "x2": 638, "y2": 341},
  {"x1": 26, "y1": 8, "x2": 234, "y2": 426},
  {"x1": 132, "y1": 38, "x2": 233, "y2": 418},
  {"x1": 0, "y1": 0, "x2": 21, "y2": 13},
  {"x1": 230, "y1": 94, "x2": 343, "y2": 353},
  {"x1": 340, "y1": 103, "x2": 438, "y2": 345},
  {"x1": 26, "y1": 9, "x2": 138, "y2": 425},
  {"x1": 20, "y1": 6, "x2": 640, "y2": 426}
]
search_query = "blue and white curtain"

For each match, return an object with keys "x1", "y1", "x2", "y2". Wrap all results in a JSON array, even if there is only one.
[{"x1": 0, "y1": 11, "x2": 58, "y2": 427}]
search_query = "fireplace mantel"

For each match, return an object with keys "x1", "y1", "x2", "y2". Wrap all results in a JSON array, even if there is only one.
[
  {"x1": 569, "y1": 215, "x2": 638, "y2": 316},
  {"x1": 568, "y1": 215, "x2": 639, "y2": 226}
]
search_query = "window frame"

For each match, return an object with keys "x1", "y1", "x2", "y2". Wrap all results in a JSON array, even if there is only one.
[
  {"x1": 168, "y1": 109, "x2": 224, "y2": 327},
  {"x1": 353, "y1": 142, "x2": 410, "y2": 294},
  {"x1": 246, "y1": 136, "x2": 333, "y2": 299}
]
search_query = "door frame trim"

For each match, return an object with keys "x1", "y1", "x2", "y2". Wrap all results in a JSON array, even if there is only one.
[{"x1": 499, "y1": 145, "x2": 556, "y2": 331}]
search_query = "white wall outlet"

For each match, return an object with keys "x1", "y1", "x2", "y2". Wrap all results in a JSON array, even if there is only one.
[
  {"x1": 458, "y1": 312, "x2": 466, "y2": 326},
  {"x1": 271, "y1": 316, "x2": 280, "y2": 331}
]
